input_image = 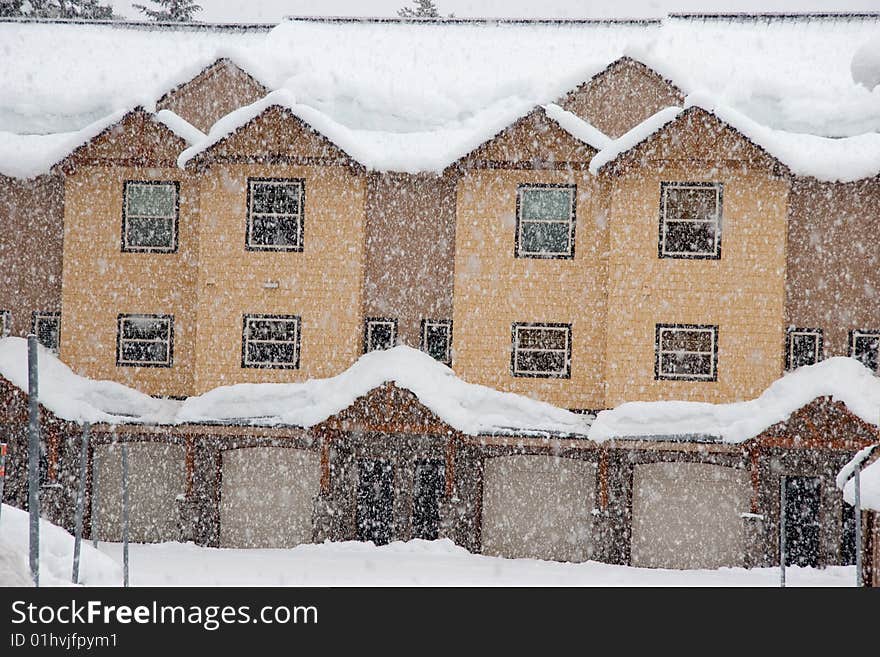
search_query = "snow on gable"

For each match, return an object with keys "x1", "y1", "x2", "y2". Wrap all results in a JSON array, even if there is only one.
[
  {"x1": 451, "y1": 105, "x2": 606, "y2": 169},
  {"x1": 589, "y1": 356, "x2": 880, "y2": 445},
  {"x1": 52, "y1": 107, "x2": 199, "y2": 175},
  {"x1": 178, "y1": 90, "x2": 361, "y2": 170}
]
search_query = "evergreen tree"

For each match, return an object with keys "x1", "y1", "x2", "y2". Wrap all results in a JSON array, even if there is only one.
[
  {"x1": 0, "y1": 0, "x2": 114, "y2": 18},
  {"x1": 397, "y1": 0, "x2": 441, "y2": 18},
  {"x1": 132, "y1": 0, "x2": 202, "y2": 22}
]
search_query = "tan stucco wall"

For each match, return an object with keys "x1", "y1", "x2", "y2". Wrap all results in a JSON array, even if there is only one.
[
  {"x1": 558, "y1": 58, "x2": 684, "y2": 139},
  {"x1": 193, "y1": 163, "x2": 365, "y2": 392},
  {"x1": 452, "y1": 169, "x2": 607, "y2": 410},
  {"x1": 0, "y1": 174, "x2": 63, "y2": 335},
  {"x1": 60, "y1": 166, "x2": 199, "y2": 397}
]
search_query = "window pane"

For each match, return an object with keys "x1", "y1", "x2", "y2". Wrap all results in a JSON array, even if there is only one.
[
  {"x1": 853, "y1": 335, "x2": 879, "y2": 371},
  {"x1": 661, "y1": 352, "x2": 713, "y2": 377},
  {"x1": 246, "y1": 341, "x2": 297, "y2": 365},
  {"x1": 661, "y1": 329, "x2": 713, "y2": 353},
  {"x1": 36, "y1": 318, "x2": 59, "y2": 351},
  {"x1": 368, "y1": 323, "x2": 394, "y2": 351},
  {"x1": 516, "y1": 350, "x2": 567, "y2": 375},
  {"x1": 520, "y1": 220, "x2": 571, "y2": 255},
  {"x1": 250, "y1": 216, "x2": 300, "y2": 247},
  {"x1": 520, "y1": 188, "x2": 572, "y2": 221},
  {"x1": 122, "y1": 317, "x2": 168, "y2": 341},
  {"x1": 517, "y1": 327, "x2": 567, "y2": 351},
  {"x1": 663, "y1": 221, "x2": 716, "y2": 255},
  {"x1": 665, "y1": 186, "x2": 717, "y2": 221},
  {"x1": 121, "y1": 341, "x2": 168, "y2": 364},
  {"x1": 248, "y1": 319, "x2": 298, "y2": 342},
  {"x1": 126, "y1": 216, "x2": 173, "y2": 248},
  {"x1": 275, "y1": 184, "x2": 301, "y2": 215},
  {"x1": 127, "y1": 183, "x2": 175, "y2": 217},
  {"x1": 790, "y1": 334, "x2": 819, "y2": 368},
  {"x1": 424, "y1": 323, "x2": 450, "y2": 362},
  {"x1": 252, "y1": 182, "x2": 300, "y2": 215}
]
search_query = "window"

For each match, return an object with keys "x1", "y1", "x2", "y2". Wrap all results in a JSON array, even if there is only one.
[
  {"x1": 246, "y1": 178, "x2": 304, "y2": 251},
  {"x1": 364, "y1": 318, "x2": 397, "y2": 353},
  {"x1": 850, "y1": 329, "x2": 880, "y2": 373},
  {"x1": 420, "y1": 319, "x2": 452, "y2": 365},
  {"x1": 511, "y1": 322, "x2": 571, "y2": 378},
  {"x1": 659, "y1": 182, "x2": 722, "y2": 259},
  {"x1": 122, "y1": 181, "x2": 179, "y2": 252},
  {"x1": 32, "y1": 312, "x2": 60, "y2": 353},
  {"x1": 515, "y1": 184, "x2": 576, "y2": 258},
  {"x1": 655, "y1": 324, "x2": 718, "y2": 381},
  {"x1": 116, "y1": 314, "x2": 173, "y2": 367},
  {"x1": 0, "y1": 310, "x2": 9, "y2": 337},
  {"x1": 242, "y1": 314, "x2": 301, "y2": 369},
  {"x1": 785, "y1": 327, "x2": 822, "y2": 371}
]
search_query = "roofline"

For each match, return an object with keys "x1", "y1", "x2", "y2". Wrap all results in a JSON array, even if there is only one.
[
  {"x1": 668, "y1": 12, "x2": 880, "y2": 20},
  {"x1": 283, "y1": 15, "x2": 662, "y2": 26},
  {"x1": 0, "y1": 17, "x2": 276, "y2": 31},
  {"x1": 155, "y1": 57, "x2": 270, "y2": 107}
]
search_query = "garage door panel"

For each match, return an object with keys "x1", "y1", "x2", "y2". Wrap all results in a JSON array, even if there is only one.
[
  {"x1": 482, "y1": 456, "x2": 596, "y2": 562},
  {"x1": 220, "y1": 447, "x2": 320, "y2": 548},
  {"x1": 94, "y1": 442, "x2": 185, "y2": 543},
  {"x1": 631, "y1": 462, "x2": 750, "y2": 569}
]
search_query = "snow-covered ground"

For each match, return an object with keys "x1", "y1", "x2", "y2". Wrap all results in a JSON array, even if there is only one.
[{"x1": 0, "y1": 505, "x2": 855, "y2": 587}]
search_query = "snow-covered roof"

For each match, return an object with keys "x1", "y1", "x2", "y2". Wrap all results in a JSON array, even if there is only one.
[
  {"x1": 0, "y1": 338, "x2": 590, "y2": 437},
  {"x1": 0, "y1": 108, "x2": 203, "y2": 180},
  {"x1": 178, "y1": 90, "x2": 608, "y2": 173},
  {"x1": 3, "y1": 17, "x2": 880, "y2": 181},
  {"x1": 838, "y1": 446, "x2": 880, "y2": 512},
  {"x1": 589, "y1": 357, "x2": 880, "y2": 444}
]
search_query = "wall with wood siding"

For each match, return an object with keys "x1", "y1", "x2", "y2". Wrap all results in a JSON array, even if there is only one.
[
  {"x1": 786, "y1": 177, "x2": 880, "y2": 363},
  {"x1": 193, "y1": 163, "x2": 365, "y2": 392},
  {"x1": 602, "y1": 111, "x2": 789, "y2": 405},
  {"x1": 0, "y1": 174, "x2": 63, "y2": 336}
]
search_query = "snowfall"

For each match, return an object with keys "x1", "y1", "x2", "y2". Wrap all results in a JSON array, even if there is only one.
[{"x1": 0, "y1": 504, "x2": 856, "y2": 587}]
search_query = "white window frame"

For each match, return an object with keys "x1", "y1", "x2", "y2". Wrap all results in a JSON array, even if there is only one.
[
  {"x1": 850, "y1": 329, "x2": 880, "y2": 372},
  {"x1": 0, "y1": 310, "x2": 9, "y2": 337},
  {"x1": 659, "y1": 182, "x2": 723, "y2": 259},
  {"x1": 786, "y1": 328, "x2": 822, "y2": 371},
  {"x1": 511, "y1": 323, "x2": 571, "y2": 378},
  {"x1": 32, "y1": 312, "x2": 61, "y2": 353},
  {"x1": 122, "y1": 181, "x2": 179, "y2": 253},
  {"x1": 116, "y1": 314, "x2": 173, "y2": 367},
  {"x1": 420, "y1": 319, "x2": 452, "y2": 365},
  {"x1": 242, "y1": 314, "x2": 301, "y2": 369},
  {"x1": 246, "y1": 178, "x2": 304, "y2": 251},
  {"x1": 656, "y1": 324, "x2": 718, "y2": 381},
  {"x1": 364, "y1": 318, "x2": 397, "y2": 353},
  {"x1": 515, "y1": 184, "x2": 577, "y2": 259}
]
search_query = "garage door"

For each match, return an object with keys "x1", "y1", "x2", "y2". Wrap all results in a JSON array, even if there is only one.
[
  {"x1": 631, "y1": 462, "x2": 750, "y2": 569},
  {"x1": 482, "y1": 455, "x2": 596, "y2": 562},
  {"x1": 93, "y1": 442, "x2": 185, "y2": 543},
  {"x1": 220, "y1": 447, "x2": 320, "y2": 548}
]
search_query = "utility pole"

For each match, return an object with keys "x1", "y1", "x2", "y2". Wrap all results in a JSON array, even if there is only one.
[
  {"x1": 779, "y1": 477, "x2": 786, "y2": 588},
  {"x1": 27, "y1": 334, "x2": 40, "y2": 587},
  {"x1": 855, "y1": 464, "x2": 862, "y2": 587}
]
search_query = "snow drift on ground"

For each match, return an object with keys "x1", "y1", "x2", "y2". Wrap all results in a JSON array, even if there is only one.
[
  {"x1": 0, "y1": 504, "x2": 121, "y2": 587},
  {"x1": 589, "y1": 357, "x2": 880, "y2": 444},
  {"x1": 852, "y1": 35, "x2": 880, "y2": 90}
]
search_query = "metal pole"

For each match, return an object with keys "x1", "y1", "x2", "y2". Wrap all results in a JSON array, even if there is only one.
[
  {"x1": 0, "y1": 443, "x2": 7, "y2": 526},
  {"x1": 27, "y1": 334, "x2": 40, "y2": 588},
  {"x1": 72, "y1": 423, "x2": 90, "y2": 584},
  {"x1": 122, "y1": 443, "x2": 130, "y2": 588},
  {"x1": 91, "y1": 447, "x2": 99, "y2": 548},
  {"x1": 855, "y1": 465, "x2": 862, "y2": 588},
  {"x1": 779, "y1": 477, "x2": 786, "y2": 588}
]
